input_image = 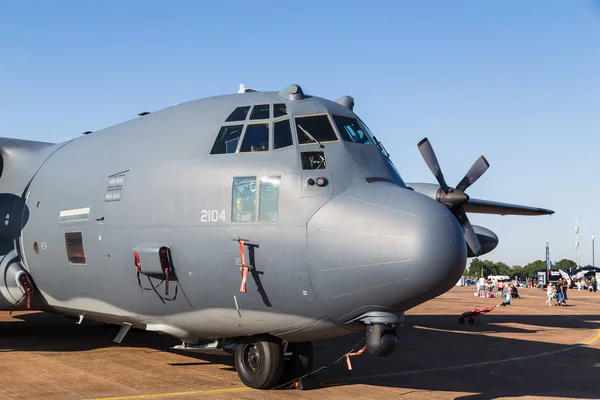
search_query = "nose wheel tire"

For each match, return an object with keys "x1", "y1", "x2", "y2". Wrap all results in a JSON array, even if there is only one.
[{"x1": 234, "y1": 335, "x2": 283, "y2": 389}]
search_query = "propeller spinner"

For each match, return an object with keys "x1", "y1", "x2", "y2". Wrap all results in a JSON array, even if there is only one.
[{"x1": 417, "y1": 138, "x2": 489, "y2": 256}]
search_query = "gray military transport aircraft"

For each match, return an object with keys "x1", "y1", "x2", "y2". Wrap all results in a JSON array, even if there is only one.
[{"x1": 0, "y1": 83, "x2": 553, "y2": 390}]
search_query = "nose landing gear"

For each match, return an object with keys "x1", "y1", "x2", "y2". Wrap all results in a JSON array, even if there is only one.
[
  {"x1": 232, "y1": 312, "x2": 402, "y2": 390},
  {"x1": 234, "y1": 335, "x2": 284, "y2": 389}
]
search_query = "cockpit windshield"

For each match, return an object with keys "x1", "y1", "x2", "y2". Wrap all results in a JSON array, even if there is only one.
[
  {"x1": 332, "y1": 115, "x2": 373, "y2": 145},
  {"x1": 294, "y1": 115, "x2": 338, "y2": 144},
  {"x1": 356, "y1": 117, "x2": 406, "y2": 186}
]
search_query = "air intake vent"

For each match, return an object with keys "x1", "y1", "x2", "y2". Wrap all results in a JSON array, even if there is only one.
[{"x1": 105, "y1": 171, "x2": 128, "y2": 202}]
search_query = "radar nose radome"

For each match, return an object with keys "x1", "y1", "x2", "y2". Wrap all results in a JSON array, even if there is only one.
[
  {"x1": 279, "y1": 84, "x2": 305, "y2": 101},
  {"x1": 306, "y1": 182, "x2": 467, "y2": 321}
]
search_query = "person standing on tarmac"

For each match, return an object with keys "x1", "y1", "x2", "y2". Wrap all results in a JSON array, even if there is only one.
[{"x1": 477, "y1": 275, "x2": 486, "y2": 297}]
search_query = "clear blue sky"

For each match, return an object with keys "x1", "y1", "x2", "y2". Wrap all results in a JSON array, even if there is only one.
[{"x1": 1, "y1": 1, "x2": 599, "y2": 268}]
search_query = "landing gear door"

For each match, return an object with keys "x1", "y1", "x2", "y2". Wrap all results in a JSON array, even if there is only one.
[{"x1": 299, "y1": 149, "x2": 332, "y2": 198}]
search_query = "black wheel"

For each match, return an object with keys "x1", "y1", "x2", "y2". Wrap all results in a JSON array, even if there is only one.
[
  {"x1": 468, "y1": 317, "x2": 475, "y2": 325},
  {"x1": 234, "y1": 335, "x2": 284, "y2": 389},
  {"x1": 458, "y1": 317, "x2": 465, "y2": 325},
  {"x1": 278, "y1": 342, "x2": 314, "y2": 386}
]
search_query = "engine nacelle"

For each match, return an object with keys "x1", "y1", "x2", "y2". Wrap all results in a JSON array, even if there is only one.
[
  {"x1": 0, "y1": 250, "x2": 33, "y2": 310},
  {"x1": 405, "y1": 182, "x2": 442, "y2": 201},
  {"x1": 406, "y1": 183, "x2": 499, "y2": 257},
  {"x1": 470, "y1": 225, "x2": 498, "y2": 257}
]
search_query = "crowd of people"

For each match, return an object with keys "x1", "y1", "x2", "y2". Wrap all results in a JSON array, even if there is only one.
[
  {"x1": 575, "y1": 275, "x2": 597, "y2": 291},
  {"x1": 471, "y1": 273, "x2": 598, "y2": 308},
  {"x1": 546, "y1": 278, "x2": 569, "y2": 306},
  {"x1": 476, "y1": 276, "x2": 518, "y2": 301}
]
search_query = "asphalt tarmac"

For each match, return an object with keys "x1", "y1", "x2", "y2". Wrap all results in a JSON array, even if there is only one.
[{"x1": 0, "y1": 286, "x2": 598, "y2": 399}]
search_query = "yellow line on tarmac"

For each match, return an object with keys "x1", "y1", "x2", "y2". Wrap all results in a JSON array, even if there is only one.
[
  {"x1": 88, "y1": 387, "x2": 251, "y2": 400},
  {"x1": 583, "y1": 323, "x2": 600, "y2": 345}
]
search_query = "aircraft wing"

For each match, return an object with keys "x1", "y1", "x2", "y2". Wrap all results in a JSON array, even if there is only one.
[{"x1": 463, "y1": 198, "x2": 554, "y2": 216}]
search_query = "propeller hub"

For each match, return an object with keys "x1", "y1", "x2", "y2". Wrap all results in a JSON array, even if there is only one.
[
  {"x1": 417, "y1": 137, "x2": 489, "y2": 257},
  {"x1": 438, "y1": 188, "x2": 469, "y2": 208}
]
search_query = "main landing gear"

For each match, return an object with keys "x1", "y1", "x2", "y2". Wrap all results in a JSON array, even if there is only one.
[{"x1": 234, "y1": 335, "x2": 315, "y2": 390}]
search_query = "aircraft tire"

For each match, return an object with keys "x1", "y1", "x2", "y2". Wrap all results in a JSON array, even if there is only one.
[
  {"x1": 234, "y1": 335, "x2": 283, "y2": 390},
  {"x1": 278, "y1": 341, "x2": 314, "y2": 386}
]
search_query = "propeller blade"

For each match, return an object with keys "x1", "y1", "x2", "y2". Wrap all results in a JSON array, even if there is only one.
[
  {"x1": 417, "y1": 138, "x2": 450, "y2": 193},
  {"x1": 454, "y1": 208, "x2": 482, "y2": 256},
  {"x1": 456, "y1": 155, "x2": 489, "y2": 192}
]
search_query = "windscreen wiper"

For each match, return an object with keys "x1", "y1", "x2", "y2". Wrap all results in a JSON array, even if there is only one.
[
  {"x1": 298, "y1": 124, "x2": 324, "y2": 148},
  {"x1": 372, "y1": 135, "x2": 390, "y2": 157}
]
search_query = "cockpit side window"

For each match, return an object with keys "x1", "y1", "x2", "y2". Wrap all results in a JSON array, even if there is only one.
[
  {"x1": 273, "y1": 103, "x2": 288, "y2": 118},
  {"x1": 259, "y1": 176, "x2": 280, "y2": 221},
  {"x1": 295, "y1": 115, "x2": 338, "y2": 145},
  {"x1": 239, "y1": 123, "x2": 269, "y2": 152},
  {"x1": 301, "y1": 151, "x2": 327, "y2": 170},
  {"x1": 225, "y1": 106, "x2": 251, "y2": 122},
  {"x1": 232, "y1": 177, "x2": 257, "y2": 222},
  {"x1": 332, "y1": 115, "x2": 373, "y2": 145},
  {"x1": 210, "y1": 125, "x2": 244, "y2": 154},
  {"x1": 274, "y1": 119, "x2": 293, "y2": 149},
  {"x1": 250, "y1": 104, "x2": 270, "y2": 120},
  {"x1": 231, "y1": 176, "x2": 281, "y2": 223}
]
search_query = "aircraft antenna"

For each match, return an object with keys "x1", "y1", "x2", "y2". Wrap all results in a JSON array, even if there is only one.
[
  {"x1": 575, "y1": 213, "x2": 580, "y2": 268},
  {"x1": 238, "y1": 83, "x2": 259, "y2": 93}
]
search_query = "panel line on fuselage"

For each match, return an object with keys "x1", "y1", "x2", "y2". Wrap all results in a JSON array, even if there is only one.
[
  {"x1": 343, "y1": 195, "x2": 423, "y2": 219},
  {"x1": 321, "y1": 259, "x2": 415, "y2": 272},
  {"x1": 315, "y1": 228, "x2": 415, "y2": 240},
  {"x1": 331, "y1": 276, "x2": 419, "y2": 299}
]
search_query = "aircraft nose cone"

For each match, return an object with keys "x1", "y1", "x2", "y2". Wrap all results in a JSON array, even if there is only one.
[{"x1": 307, "y1": 182, "x2": 467, "y2": 322}]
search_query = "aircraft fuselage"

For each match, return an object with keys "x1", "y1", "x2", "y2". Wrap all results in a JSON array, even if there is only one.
[{"x1": 1, "y1": 87, "x2": 467, "y2": 344}]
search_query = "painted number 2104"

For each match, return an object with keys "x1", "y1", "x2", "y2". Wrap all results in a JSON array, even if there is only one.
[{"x1": 200, "y1": 209, "x2": 226, "y2": 222}]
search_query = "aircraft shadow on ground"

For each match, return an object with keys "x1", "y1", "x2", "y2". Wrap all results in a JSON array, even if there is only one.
[
  {"x1": 313, "y1": 313, "x2": 600, "y2": 399},
  {"x1": 1, "y1": 311, "x2": 599, "y2": 398}
]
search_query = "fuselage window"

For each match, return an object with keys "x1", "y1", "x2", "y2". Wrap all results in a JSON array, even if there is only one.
[
  {"x1": 259, "y1": 176, "x2": 281, "y2": 222},
  {"x1": 332, "y1": 115, "x2": 373, "y2": 145},
  {"x1": 225, "y1": 106, "x2": 251, "y2": 122},
  {"x1": 250, "y1": 104, "x2": 270, "y2": 120},
  {"x1": 274, "y1": 119, "x2": 293, "y2": 149},
  {"x1": 273, "y1": 103, "x2": 288, "y2": 118},
  {"x1": 301, "y1": 151, "x2": 327, "y2": 170},
  {"x1": 295, "y1": 115, "x2": 338, "y2": 145},
  {"x1": 65, "y1": 232, "x2": 86, "y2": 264},
  {"x1": 239, "y1": 123, "x2": 269, "y2": 152},
  {"x1": 210, "y1": 125, "x2": 244, "y2": 154},
  {"x1": 232, "y1": 177, "x2": 257, "y2": 222},
  {"x1": 358, "y1": 117, "x2": 390, "y2": 157}
]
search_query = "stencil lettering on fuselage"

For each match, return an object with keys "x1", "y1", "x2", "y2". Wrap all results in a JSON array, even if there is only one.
[{"x1": 291, "y1": 272, "x2": 317, "y2": 300}]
